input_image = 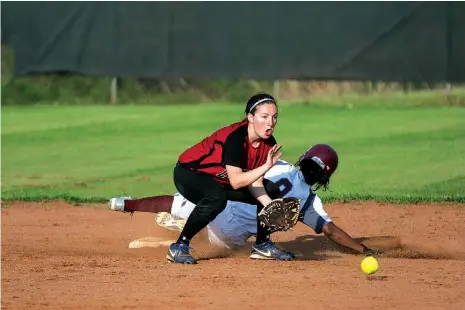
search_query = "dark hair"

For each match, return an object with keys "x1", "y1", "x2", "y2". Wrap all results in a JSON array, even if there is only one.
[
  {"x1": 245, "y1": 93, "x2": 277, "y2": 115},
  {"x1": 298, "y1": 159, "x2": 331, "y2": 191}
]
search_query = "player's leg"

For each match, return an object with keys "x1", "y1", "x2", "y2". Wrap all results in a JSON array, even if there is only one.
[
  {"x1": 254, "y1": 179, "x2": 282, "y2": 244},
  {"x1": 174, "y1": 177, "x2": 227, "y2": 245},
  {"x1": 207, "y1": 202, "x2": 252, "y2": 249},
  {"x1": 216, "y1": 179, "x2": 293, "y2": 260},
  {"x1": 227, "y1": 180, "x2": 295, "y2": 260},
  {"x1": 222, "y1": 180, "x2": 279, "y2": 245},
  {"x1": 167, "y1": 163, "x2": 228, "y2": 264},
  {"x1": 156, "y1": 193, "x2": 197, "y2": 232},
  {"x1": 109, "y1": 195, "x2": 173, "y2": 213}
]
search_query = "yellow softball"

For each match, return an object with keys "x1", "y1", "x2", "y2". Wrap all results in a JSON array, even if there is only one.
[{"x1": 361, "y1": 256, "x2": 379, "y2": 275}]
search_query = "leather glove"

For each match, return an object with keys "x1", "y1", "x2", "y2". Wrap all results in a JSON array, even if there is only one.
[{"x1": 258, "y1": 197, "x2": 300, "y2": 233}]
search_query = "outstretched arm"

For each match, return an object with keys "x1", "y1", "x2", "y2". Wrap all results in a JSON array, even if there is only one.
[
  {"x1": 322, "y1": 222, "x2": 380, "y2": 255},
  {"x1": 226, "y1": 144, "x2": 282, "y2": 190}
]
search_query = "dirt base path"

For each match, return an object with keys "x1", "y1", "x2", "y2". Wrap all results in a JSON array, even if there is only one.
[{"x1": 2, "y1": 201, "x2": 465, "y2": 309}]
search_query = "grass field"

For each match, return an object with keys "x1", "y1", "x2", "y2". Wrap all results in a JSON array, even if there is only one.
[{"x1": 2, "y1": 99, "x2": 465, "y2": 203}]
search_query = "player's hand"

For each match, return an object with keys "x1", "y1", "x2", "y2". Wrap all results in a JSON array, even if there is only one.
[
  {"x1": 265, "y1": 144, "x2": 282, "y2": 170},
  {"x1": 362, "y1": 244, "x2": 383, "y2": 256}
]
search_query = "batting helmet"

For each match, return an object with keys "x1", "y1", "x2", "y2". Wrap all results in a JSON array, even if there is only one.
[{"x1": 296, "y1": 144, "x2": 339, "y2": 190}]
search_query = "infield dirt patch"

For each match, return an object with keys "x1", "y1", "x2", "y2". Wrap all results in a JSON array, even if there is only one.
[{"x1": 2, "y1": 201, "x2": 465, "y2": 309}]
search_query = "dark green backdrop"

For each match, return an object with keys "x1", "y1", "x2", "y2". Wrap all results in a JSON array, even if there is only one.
[{"x1": 2, "y1": 2, "x2": 464, "y2": 82}]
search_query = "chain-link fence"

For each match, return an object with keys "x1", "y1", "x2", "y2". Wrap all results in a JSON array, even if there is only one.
[{"x1": 1, "y1": 45, "x2": 462, "y2": 106}]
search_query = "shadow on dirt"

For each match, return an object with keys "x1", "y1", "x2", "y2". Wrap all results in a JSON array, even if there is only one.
[
  {"x1": 195, "y1": 233, "x2": 465, "y2": 261},
  {"x1": 277, "y1": 234, "x2": 465, "y2": 261}
]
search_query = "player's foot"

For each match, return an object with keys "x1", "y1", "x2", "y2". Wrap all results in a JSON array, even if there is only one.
[
  {"x1": 109, "y1": 196, "x2": 132, "y2": 212},
  {"x1": 166, "y1": 243, "x2": 197, "y2": 264},
  {"x1": 155, "y1": 212, "x2": 186, "y2": 232},
  {"x1": 250, "y1": 240, "x2": 295, "y2": 261}
]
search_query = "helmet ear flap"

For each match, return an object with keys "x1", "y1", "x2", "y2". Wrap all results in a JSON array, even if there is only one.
[{"x1": 299, "y1": 158, "x2": 330, "y2": 191}]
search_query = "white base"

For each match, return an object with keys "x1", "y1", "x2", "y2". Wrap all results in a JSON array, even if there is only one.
[{"x1": 128, "y1": 237, "x2": 175, "y2": 249}]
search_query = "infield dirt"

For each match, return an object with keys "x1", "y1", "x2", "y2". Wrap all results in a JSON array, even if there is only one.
[{"x1": 2, "y1": 201, "x2": 464, "y2": 309}]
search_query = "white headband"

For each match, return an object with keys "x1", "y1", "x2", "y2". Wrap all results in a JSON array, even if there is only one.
[{"x1": 248, "y1": 98, "x2": 276, "y2": 113}]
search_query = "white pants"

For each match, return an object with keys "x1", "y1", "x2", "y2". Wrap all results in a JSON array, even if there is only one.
[{"x1": 170, "y1": 193, "x2": 254, "y2": 248}]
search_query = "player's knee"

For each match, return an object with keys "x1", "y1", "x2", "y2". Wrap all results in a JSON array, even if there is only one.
[
  {"x1": 198, "y1": 192, "x2": 227, "y2": 219},
  {"x1": 208, "y1": 193, "x2": 228, "y2": 216}
]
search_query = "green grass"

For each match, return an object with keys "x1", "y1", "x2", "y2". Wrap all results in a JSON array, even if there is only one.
[{"x1": 2, "y1": 101, "x2": 465, "y2": 203}]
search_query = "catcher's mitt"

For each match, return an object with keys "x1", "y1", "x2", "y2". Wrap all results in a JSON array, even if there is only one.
[{"x1": 258, "y1": 197, "x2": 300, "y2": 233}]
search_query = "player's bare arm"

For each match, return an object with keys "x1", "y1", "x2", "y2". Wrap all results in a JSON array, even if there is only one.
[
  {"x1": 322, "y1": 222, "x2": 381, "y2": 255},
  {"x1": 247, "y1": 176, "x2": 272, "y2": 207},
  {"x1": 225, "y1": 145, "x2": 282, "y2": 190},
  {"x1": 225, "y1": 164, "x2": 269, "y2": 190},
  {"x1": 322, "y1": 222, "x2": 365, "y2": 253}
]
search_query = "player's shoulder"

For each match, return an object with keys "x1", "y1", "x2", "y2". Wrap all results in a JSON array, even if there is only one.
[
  {"x1": 219, "y1": 120, "x2": 248, "y2": 141},
  {"x1": 228, "y1": 120, "x2": 249, "y2": 131},
  {"x1": 215, "y1": 120, "x2": 246, "y2": 134},
  {"x1": 275, "y1": 159, "x2": 293, "y2": 168},
  {"x1": 266, "y1": 159, "x2": 296, "y2": 176}
]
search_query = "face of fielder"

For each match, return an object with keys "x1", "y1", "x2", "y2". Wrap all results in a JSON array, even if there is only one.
[{"x1": 247, "y1": 103, "x2": 278, "y2": 141}]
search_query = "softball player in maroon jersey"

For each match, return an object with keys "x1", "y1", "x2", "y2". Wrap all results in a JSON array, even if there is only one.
[{"x1": 164, "y1": 93, "x2": 295, "y2": 263}]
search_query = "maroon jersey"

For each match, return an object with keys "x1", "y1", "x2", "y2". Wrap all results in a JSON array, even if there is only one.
[{"x1": 178, "y1": 120, "x2": 277, "y2": 188}]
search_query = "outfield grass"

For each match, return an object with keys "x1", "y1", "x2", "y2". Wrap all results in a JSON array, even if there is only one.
[{"x1": 2, "y1": 101, "x2": 465, "y2": 203}]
